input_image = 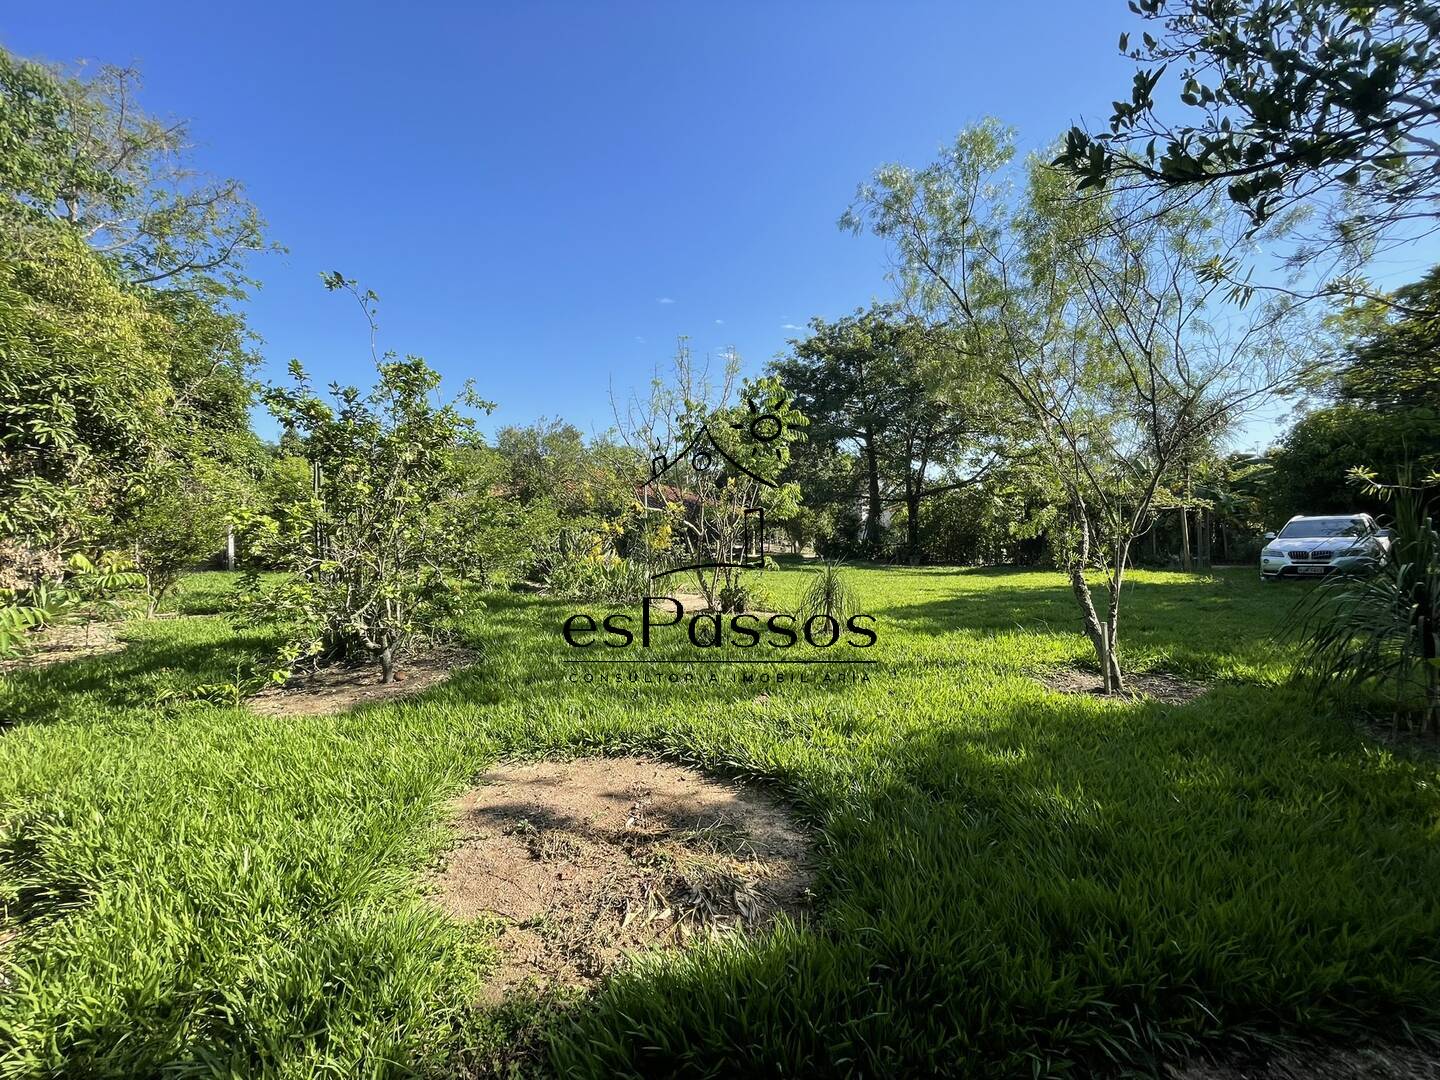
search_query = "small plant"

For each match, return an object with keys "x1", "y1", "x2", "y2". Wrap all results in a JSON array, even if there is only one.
[
  {"x1": 795, "y1": 559, "x2": 860, "y2": 624},
  {"x1": 0, "y1": 553, "x2": 144, "y2": 658},
  {"x1": 1290, "y1": 476, "x2": 1439, "y2": 733}
]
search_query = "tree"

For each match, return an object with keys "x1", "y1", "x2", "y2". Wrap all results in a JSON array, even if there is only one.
[
  {"x1": 0, "y1": 50, "x2": 271, "y2": 296},
  {"x1": 773, "y1": 307, "x2": 1006, "y2": 562},
  {"x1": 615, "y1": 340, "x2": 806, "y2": 611},
  {"x1": 0, "y1": 220, "x2": 170, "y2": 587},
  {"x1": 245, "y1": 276, "x2": 493, "y2": 683},
  {"x1": 846, "y1": 120, "x2": 1311, "y2": 691},
  {"x1": 0, "y1": 45, "x2": 268, "y2": 620},
  {"x1": 1334, "y1": 266, "x2": 1440, "y2": 411},
  {"x1": 1055, "y1": 1, "x2": 1440, "y2": 312},
  {"x1": 774, "y1": 308, "x2": 914, "y2": 552},
  {"x1": 486, "y1": 419, "x2": 645, "y2": 592},
  {"x1": 1263, "y1": 265, "x2": 1440, "y2": 523}
]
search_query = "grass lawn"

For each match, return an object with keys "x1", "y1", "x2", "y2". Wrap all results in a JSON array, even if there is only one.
[{"x1": 2, "y1": 564, "x2": 1439, "y2": 1077}]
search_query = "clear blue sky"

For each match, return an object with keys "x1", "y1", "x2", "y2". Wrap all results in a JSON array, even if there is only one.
[{"x1": 6, "y1": 2, "x2": 1437, "y2": 451}]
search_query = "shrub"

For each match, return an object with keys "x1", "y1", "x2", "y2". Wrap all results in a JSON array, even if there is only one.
[
  {"x1": 0, "y1": 552, "x2": 143, "y2": 657},
  {"x1": 1291, "y1": 480, "x2": 1439, "y2": 733},
  {"x1": 241, "y1": 276, "x2": 493, "y2": 683}
]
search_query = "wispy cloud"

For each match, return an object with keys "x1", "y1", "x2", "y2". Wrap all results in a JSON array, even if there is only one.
[
  {"x1": 656, "y1": 296, "x2": 675, "y2": 305},
  {"x1": 714, "y1": 318, "x2": 724, "y2": 325},
  {"x1": 635, "y1": 335, "x2": 647, "y2": 343},
  {"x1": 781, "y1": 323, "x2": 803, "y2": 331}
]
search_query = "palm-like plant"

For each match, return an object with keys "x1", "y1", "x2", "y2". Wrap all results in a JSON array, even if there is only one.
[
  {"x1": 796, "y1": 559, "x2": 860, "y2": 625},
  {"x1": 1291, "y1": 483, "x2": 1439, "y2": 733}
]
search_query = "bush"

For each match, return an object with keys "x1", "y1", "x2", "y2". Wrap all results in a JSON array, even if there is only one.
[
  {"x1": 0, "y1": 552, "x2": 143, "y2": 657},
  {"x1": 241, "y1": 278, "x2": 492, "y2": 683},
  {"x1": 1290, "y1": 479, "x2": 1439, "y2": 732}
]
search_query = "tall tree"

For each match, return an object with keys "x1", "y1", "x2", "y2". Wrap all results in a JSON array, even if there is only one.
[
  {"x1": 774, "y1": 307, "x2": 1004, "y2": 560},
  {"x1": 1263, "y1": 265, "x2": 1440, "y2": 520},
  {"x1": 0, "y1": 51, "x2": 271, "y2": 296},
  {"x1": 0, "y1": 46, "x2": 270, "y2": 607},
  {"x1": 846, "y1": 120, "x2": 1311, "y2": 691},
  {"x1": 774, "y1": 308, "x2": 913, "y2": 551}
]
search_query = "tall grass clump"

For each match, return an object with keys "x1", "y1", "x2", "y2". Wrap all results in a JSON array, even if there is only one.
[{"x1": 795, "y1": 559, "x2": 860, "y2": 624}]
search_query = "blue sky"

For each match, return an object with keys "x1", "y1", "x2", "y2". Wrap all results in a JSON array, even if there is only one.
[{"x1": 6, "y1": 2, "x2": 1437, "y2": 452}]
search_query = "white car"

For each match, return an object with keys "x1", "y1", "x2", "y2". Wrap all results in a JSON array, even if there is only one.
[{"x1": 1259, "y1": 514, "x2": 1392, "y2": 581}]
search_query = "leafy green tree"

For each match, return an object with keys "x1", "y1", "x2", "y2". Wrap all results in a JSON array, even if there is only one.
[
  {"x1": 774, "y1": 308, "x2": 916, "y2": 551},
  {"x1": 0, "y1": 221, "x2": 170, "y2": 586},
  {"x1": 244, "y1": 277, "x2": 492, "y2": 683},
  {"x1": 1264, "y1": 266, "x2": 1440, "y2": 522},
  {"x1": 1055, "y1": 1, "x2": 1440, "y2": 311},
  {"x1": 846, "y1": 120, "x2": 1311, "y2": 691},
  {"x1": 774, "y1": 307, "x2": 1006, "y2": 561},
  {"x1": 1, "y1": 45, "x2": 267, "y2": 616},
  {"x1": 0, "y1": 50, "x2": 271, "y2": 296},
  {"x1": 1334, "y1": 266, "x2": 1440, "y2": 411},
  {"x1": 1264, "y1": 404, "x2": 1430, "y2": 521}
]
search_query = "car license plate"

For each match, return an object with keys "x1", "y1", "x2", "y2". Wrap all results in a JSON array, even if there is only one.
[{"x1": 1298, "y1": 565, "x2": 1326, "y2": 575}]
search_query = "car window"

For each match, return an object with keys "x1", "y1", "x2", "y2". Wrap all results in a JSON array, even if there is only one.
[{"x1": 1277, "y1": 517, "x2": 1366, "y2": 539}]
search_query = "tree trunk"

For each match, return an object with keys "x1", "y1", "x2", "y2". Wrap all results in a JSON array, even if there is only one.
[
  {"x1": 1104, "y1": 543, "x2": 1128, "y2": 693},
  {"x1": 1066, "y1": 499, "x2": 1122, "y2": 693},
  {"x1": 1198, "y1": 510, "x2": 1212, "y2": 570},
  {"x1": 863, "y1": 432, "x2": 883, "y2": 551},
  {"x1": 906, "y1": 491, "x2": 921, "y2": 565},
  {"x1": 1180, "y1": 508, "x2": 1192, "y2": 572},
  {"x1": 378, "y1": 645, "x2": 395, "y2": 684}
]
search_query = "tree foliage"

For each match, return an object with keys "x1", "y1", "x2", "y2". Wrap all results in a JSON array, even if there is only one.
[
  {"x1": 773, "y1": 306, "x2": 1007, "y2": 561},
  {"x1": 1055, "y1": 1, "x2": 1440, "y2": 309},
  {"x1": 243, "y1": 278, "x2": 493, "y2": 683},
  {"x1": 0, "y1": 49, "x2": 271, "y2": 296},
  {"x1": 846, "y1": 120, "x2": 1312, "y2": 690}
]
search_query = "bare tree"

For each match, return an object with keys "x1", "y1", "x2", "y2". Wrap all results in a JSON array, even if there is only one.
[{"x1": 612, "y1": 339, "x2": 804, "y2": 611}]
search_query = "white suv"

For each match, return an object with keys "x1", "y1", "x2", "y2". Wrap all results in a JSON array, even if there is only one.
[{"x1": 1260, "y1": 514, "x2": 1392, "y2": 581}]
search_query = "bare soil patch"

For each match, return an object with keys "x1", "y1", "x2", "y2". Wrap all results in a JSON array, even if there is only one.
[
  {"x1": 655, "y1": 590, "x2": 780, "y2": 619},
  {"x1": 1038, "y1": 665, "x2": 1208, "y2": 705},
  {"x1": 0, "y1": 621, "x2": 125, "y2": 672},
  {"x1": 430, "y1": 756, "x2": 812, "y2": 1002},
  {"x1": 1171, "y1": 1041, "x2": 1440, "y2": 1079},
  {"x1": 247, "y1": 648, "x2": 471, "y2": 717}
]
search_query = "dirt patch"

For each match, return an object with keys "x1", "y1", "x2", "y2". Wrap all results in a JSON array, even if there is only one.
[
  {"x1": 1037, "y1": 665, "x2": 1208, "y2": 705},
  {"x1": 247, "y1": 648, "x2": 471, "y2": 717},
  {"x1": 654, "y1": 590, "x2": 780, "y2": 619},
  {"x1": 430, "y1": 756, "x2": 812, "y2": 1001},
  {"x1": 0, "y1": 621, "x2": 125, "y2": 672},
  {"x1": 1171, "y1": 1041, "x2": 1440, "y2": 1079}
]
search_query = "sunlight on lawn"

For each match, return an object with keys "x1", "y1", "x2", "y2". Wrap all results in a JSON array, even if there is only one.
[{"x1": 1, "y1": 565, "x2": 1436, "y2": 1077}]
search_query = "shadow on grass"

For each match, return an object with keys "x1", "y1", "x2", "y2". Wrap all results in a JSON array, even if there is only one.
[
  {"x1": 528, "y1": 686, "x2": 1440, "y2": 1079},
  {"x1": 0, "y1": 622, "x2": 276, "y2": 730}
]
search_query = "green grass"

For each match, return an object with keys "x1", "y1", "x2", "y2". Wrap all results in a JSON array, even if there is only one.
[{"x1": 2, "y1": 565, "x2": 1439, "y2": 1077}]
